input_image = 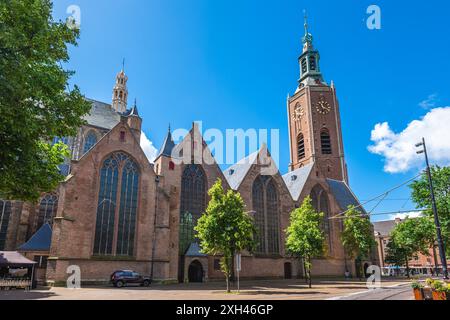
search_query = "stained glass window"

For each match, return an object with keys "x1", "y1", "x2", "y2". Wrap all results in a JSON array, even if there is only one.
[
  {"x1": 0, "y1": 200, "x2": 12, "y2": 250},
  {"x1": 37, "y1": 195, "x2": 58, "y2": 229},
  {"x1": 116, "y1": 158, "x2": 139, "y2": 256},
  {"x1": 179, "y1": 165, "x2": 206, "y2": 254},
  {"x1": 83, "y1": 131, "x2": 98, "y2": 154},
  {"x1": 310, "y1": 185, "x2": 331, "y2": 251},
  {"x1": 252, "y1": 176, "x2": 280, "y2": 255}
]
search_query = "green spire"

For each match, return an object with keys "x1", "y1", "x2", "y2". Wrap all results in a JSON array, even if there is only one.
[{"x1": 302, "y1": 10, "x2": 313, "y2": 45}]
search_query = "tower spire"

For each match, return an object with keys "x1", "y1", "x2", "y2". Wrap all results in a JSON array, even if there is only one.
[{"x1": 112, "y1": 64, "x2": 129, "y2": 113}]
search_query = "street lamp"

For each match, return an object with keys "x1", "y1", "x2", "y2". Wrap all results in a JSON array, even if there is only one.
[{"x1": 415, "y1": 137, "x2": 448, "y2": 279}]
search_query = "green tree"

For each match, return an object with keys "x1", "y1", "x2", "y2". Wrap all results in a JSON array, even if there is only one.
[
  {"x1": 0, "y1": 0, "x2": 91, "y2": 201},
  {"x1": 410, "y1": 165, "x2": 450, "y2": 256},
  {"x1": 384, "y1": 217, "x2": 435, "y2": 278},
  {"x1": 341, "y1": 205, "x2": 376, "y2": 279},
  {"x1": 285, "y1": 196, "x2": 324, "y2": 288},
  {"x1": 195, "y1": 179, "x2": 256, "y2": 293}
]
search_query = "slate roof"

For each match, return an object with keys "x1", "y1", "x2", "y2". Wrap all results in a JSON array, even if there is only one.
[
  {"x1": 372, "y1": 220, "x2": 397, "y2": 237},
  {"x1": 326, "y1": 179, "x2": 368, "y2": 215},
  {"x1": 157, "y1": 129, "x2": 176, "y2": 158},
  {"x1": 282, "y1": 163, "x2": 314, "y2": 201},
  {"x1": 18, "y1": 224, "x2": 52, "y2": 252},
  {"x1": 185, "y1": 242, "x2": 207, "y2": 257},
  {"x1": 84, "y1": 99, "x2": 121, "y2": 130},
  {"x1": 223, "y1": 151, "x2": 259, "y2": 190}
]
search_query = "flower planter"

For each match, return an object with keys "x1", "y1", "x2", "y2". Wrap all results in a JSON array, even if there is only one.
[
  {"x1": 413, "y1": 288, "x2": 424, "y2": 300},
  {"x1": 432, "y1": 291, "x2": 447, "y2": 301}
]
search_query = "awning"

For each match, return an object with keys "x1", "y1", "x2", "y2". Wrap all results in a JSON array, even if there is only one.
[{"x1": 0, "y1": 251, "x2": 37, "y2": 267}]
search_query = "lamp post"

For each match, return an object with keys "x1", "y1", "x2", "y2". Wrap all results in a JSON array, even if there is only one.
[{"x1": 415, "y1": 137, "x2": 448, "y2": 279}]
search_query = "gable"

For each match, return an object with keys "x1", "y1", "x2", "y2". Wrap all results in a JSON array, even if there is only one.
[{"x1": 282, "y1": 163, "x2": 315, "y2": 202}]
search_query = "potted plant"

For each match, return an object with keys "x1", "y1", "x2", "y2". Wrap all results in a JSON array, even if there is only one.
[
  {"x1": 411, "y1": 280, "x2": 424, "y2": 300},
  {"x1": 422, "y1": 278, "x2": 434, "y2": 300},
  {"x1": 431, "y1": 280, "x2": 447, "y2": 300}
]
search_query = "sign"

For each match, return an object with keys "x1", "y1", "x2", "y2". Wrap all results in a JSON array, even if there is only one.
[{"x1": 236, "y1": 253, "x2": 241, "y2": 272}]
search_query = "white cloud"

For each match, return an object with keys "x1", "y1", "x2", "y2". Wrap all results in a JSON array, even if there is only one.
[
  {"x1": 419, "y1": 93, "x2": 438, "y2": 109},
  {"x1": 388, "y1": 211, "x2": 423, "y2": 220},
  {"x1": 368, "y1": 107, "x2": 450, "y2": 173},
  {"x1": 140, "y1": 131, "x2": 158, "y2": 163}
]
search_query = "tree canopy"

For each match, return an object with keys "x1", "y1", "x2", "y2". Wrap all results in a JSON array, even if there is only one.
[
  {"x1": 410, "y1": 165, "x2": 450, "y2": 255},
  {"x1": 285, "y1": 196, "x2": 324, "y2": 288},
  {"x1": 0, "y1": 0, "x2": 91, "y2": 201},
  {"x1": 195, "y1": 179, "x2": 256, "y2": 293}
]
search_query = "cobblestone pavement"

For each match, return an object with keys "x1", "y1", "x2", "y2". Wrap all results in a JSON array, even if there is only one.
[
  {"x1": 329, "y1": 283, "x2": 413, "y2": 300},
  {"x1": 0, "y1": 278, "x2": 412, "y2": 300}
]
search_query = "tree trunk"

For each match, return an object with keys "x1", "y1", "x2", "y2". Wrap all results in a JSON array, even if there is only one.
[
  {"x1": 308, "y1": 257, "x2": 312, "y2": 289},
  {"x1": 405, "y1": 256, "x2": 410, "y2": 279},
  {"x1": 226, "y1": 274, "x2": 230, "y2": 293},
  {"x1": 303, "y1": 259, "x2": 308, "y2": 284}
]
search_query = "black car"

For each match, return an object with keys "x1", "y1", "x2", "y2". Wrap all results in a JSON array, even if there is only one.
[{"x1": 110, "y1": 270, "x2": 151, "y2": 288}]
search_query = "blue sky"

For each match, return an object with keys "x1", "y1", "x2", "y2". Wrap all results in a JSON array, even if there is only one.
[{"x1": 52, "y1": 0, "x2": 450, "y2": 221}]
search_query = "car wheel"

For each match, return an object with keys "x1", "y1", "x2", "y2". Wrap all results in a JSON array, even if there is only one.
[
  {"x1": 116, "y1": 280, "x2": 125, "y2": 288},
  {"x1": 143, "y1": 280, "x2": 150, "y2": 287}
]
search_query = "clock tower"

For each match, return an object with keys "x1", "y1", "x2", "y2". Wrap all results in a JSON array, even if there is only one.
[{"x1": 287, "y1": 14, "x2": 348, "y2": 183}]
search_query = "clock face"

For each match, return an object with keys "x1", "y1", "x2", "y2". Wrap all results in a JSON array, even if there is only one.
[
  {"x1": 315, "y1": 95, "x2": 331, "y2": 115},
  {"x1": 292, "y1": 104, "x2": 304, "y2": 121}
]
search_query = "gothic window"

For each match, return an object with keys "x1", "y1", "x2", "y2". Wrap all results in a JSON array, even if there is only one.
[
  {"x1": 310, "y1": 185, "x2": 332, "y2": 251},
  {"x1": 83, "y1": 131, "x2": 97, "y2": 154},
  {"x1": 93, "y1": 152, "x2": 140, "y2": 256},
  {"x1": 37, "y1": 195, "x2": 58, "y2": 229},
  {"x1": 252, "y1": 177, "x2": 265, "y2": 254},
  {"x1": 321, "y1": 129, "x2": 332, "y2": 155},
  {"x1": 0, "y1": 200, "x2": 12, "y2": 250},
  {"x1": 252, "y1": 176, "x2": 280, "y2": 255},
  {"x1": 297, "y1": 133, "x2": 305, "y2": 160},
  {"x1": 179, "y1": 165, "x2": 206, "y2": 254},
  {"x1": 309, "y1": 55, "x2": 316, "y2": 71},
  {"x1": 301, "y1": 58, "x2": 307, "y2": 74},
  {"x1": 116, "y1": 158, "x2": 139, "y2": 256}
]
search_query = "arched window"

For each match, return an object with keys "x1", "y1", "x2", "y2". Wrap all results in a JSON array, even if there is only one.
[
  {"x1": 266, "y1": 180, "x2": 279, "y2": 254},
  {"x1": 301, "y1": 58, "x2": 307, "y2": 74},
  {"x1": 310, "y1": 184, "x2": 332, "y2": 251},
  {"x1": 321, "y1": 129, "x2": 332, "y2": 155},
  {"x1": 309, "y1": 55, "x2": 316, "y2": 71},
  {"x1": 83, "y1": 131, "x2": 98, "y2": 154},
  {"x1": 93, "y1": 152, "x2": 140, "y2": 256},
  {"x1": 116, "y1": 158, "x2": 139, "y2": 256},
  {"x1": 252, "y1": 176, "x2": 265, "y2": 254},
  {"x1": 297, "y1": 133, "x2": 305, "y2": 160},
  {"x1": 252, "y1": 176, "x2": 280, "y2": 255},
  {"x1": 0, "y1": 200, "x2": 12, "y2": 250},
  {"x1": 179, "y1": 165, "x2": 206, "y2": 254},
  {"x1": 37, "y1": 195, "x2": 58, "y2": 229}
]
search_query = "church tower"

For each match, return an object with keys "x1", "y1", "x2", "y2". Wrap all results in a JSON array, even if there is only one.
[
  {"x1": 287, "y1": 14, "x2": 348, "y2": 183},
  {"x1": 112, "y1": 65, "x2": 128, "y2": 113}
]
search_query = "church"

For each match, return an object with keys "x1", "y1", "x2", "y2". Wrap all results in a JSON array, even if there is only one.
[{"x1": 0, "y1": 20, "x2": 378, "y2": 285}]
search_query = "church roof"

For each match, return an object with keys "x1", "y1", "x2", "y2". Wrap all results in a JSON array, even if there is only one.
[
  {"x1": 223, "y1": 151, "x2": 259, "y2": 190},
  {"x1": 282, "y1": 163, "x2": 314, "y2": 201},
  {"x1": 326, "y1": 179, "x2": 367, "y2": 215},
  {"x1": 185, "y1": 242, "x2": 207, "y2": 257},
  {"x1": 18, "y1": 223, "x2": 52, "y2": 252},
  {"x1": 84, "y1": 99, "x2": 121, "y2": 130},
  {"x1": 157, "y1": 129, "x2": 176, "y2": 158}
]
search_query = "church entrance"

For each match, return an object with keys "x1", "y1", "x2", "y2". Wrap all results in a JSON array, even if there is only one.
[
  {"x1": 188, "y1": 260, "x2": 203, "y2": 283},
  {"x1": 284, "y1": 262, "x2": 292, "y2": 279}
]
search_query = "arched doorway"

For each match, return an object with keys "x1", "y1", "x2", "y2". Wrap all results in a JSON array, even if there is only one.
[
  {"x1": 188, "y1": 260, "x2": 203, "y2": 283},
  {"x1": 284, "y1": 262, "x2": 292, "y2": 279}
]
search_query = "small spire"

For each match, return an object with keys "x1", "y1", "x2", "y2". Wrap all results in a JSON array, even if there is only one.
[
  {"x1": 122, "y1": 58, "x2": 125, "y2": 72},
  {"x1": 303, "y1": 9, "x2": 308, "y2": 37},
  {"x1": 168, "y1": 123, "x2": 171, "y2": 132}
]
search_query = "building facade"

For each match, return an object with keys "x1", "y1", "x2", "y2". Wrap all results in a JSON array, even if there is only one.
[{"x1": 0, "y1": 21, "x2": 377, "y2": 285}]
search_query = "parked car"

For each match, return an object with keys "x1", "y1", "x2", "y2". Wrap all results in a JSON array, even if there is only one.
[{"x1": 110, "y1": 270, "x2": 151, "y2": 288}]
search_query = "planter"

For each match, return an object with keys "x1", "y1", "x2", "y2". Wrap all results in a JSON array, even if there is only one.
[
  {"x1": 432, "y1": 291, "x2": 447, "y2": 301},
  {"x1": 413, "y1": 288, "x2": 424, "y2": 300}
]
